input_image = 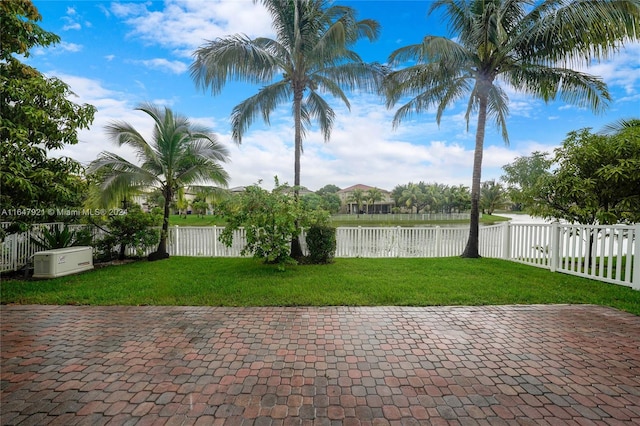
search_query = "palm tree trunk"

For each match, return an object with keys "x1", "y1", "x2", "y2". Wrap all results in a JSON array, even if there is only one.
[
  {"x1": 290, "y1": 85, "x2": 304, "y2": 259},
  {"x1": 149, "y1": 187, "x2": 172, "y2": 261},
  {"x1": 462, "y1": 90, "x2": 488, "y2": 258}
]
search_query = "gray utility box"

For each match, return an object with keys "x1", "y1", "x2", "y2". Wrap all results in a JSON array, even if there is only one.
[{"x1": 33, "y1": 246, "x2": 94, "y2": 278}]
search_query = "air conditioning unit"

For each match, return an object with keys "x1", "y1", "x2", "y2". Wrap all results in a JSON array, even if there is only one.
[{"x1": 33, "y1": 246, "x2": 94, "y2": 278}]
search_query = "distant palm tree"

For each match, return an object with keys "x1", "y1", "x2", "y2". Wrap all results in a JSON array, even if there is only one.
[
  {"x1": 191, "y1": 0, "x2": 383, "y2": 258},
  {"x1": 88, "y1": 104, "x2": 229, "y2": 260},
  {"x1": 402, "y1": 183, "x2": 424, "y2": 214},
  {"x1": 385, "y1": 0, "x2": 640, "y2": 257},
  {"x1": 174, "y1": 188, "x2": 189, "y2": 219},
  {"x1": 348, "y1": 188, "x2": 366, "y2": 217},
  {"x1": 480, "y1": 180, "x2": 508, "y2": 215},
  {"x1": 366, "y1": 187, "x2": 383, "y2": 214}
]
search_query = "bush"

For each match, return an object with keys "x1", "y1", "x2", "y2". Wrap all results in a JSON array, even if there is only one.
[
  {"x1": 305, "y1": 224, "x2": 336, "y2": 264},
  {"x1": 219, "y1": 177, "x2": 330, "y2": 269},
  {"x1": 95, "y1": 205, "x2": 161, "y2": 261},
  {"x1": 31, "y1": 224, "x2": 93, "y2": 251},
  {"x1": 219, "y1": 179, "x2": 300, "y2": 267}
]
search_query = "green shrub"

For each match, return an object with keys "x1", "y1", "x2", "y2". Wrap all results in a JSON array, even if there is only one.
[
  {"x1": 306, "y1": 224, "x2": 336, "y2": 264},
  {"x1": 219, "y1": 179, "x2": 300, "y2": 267},
  {"x1": 31, "y1": 224, "x2": 93, "y2": 251},
  {"x1": 95, "y1": 205, "x2": 161, "y2": 261}
]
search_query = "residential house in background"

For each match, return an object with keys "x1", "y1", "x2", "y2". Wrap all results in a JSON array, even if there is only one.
[{"x1": 337, "y1": 184, "x2": 394, "y2": 214}]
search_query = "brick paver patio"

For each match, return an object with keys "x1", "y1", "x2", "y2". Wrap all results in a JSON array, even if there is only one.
[{"x1": 1, "y1": 304, "x2": 639, "y2": 425}]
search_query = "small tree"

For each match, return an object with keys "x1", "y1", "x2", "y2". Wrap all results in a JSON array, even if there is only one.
[
  {"x1": 401, "y1": 183, "x2": 427, "y2": 214},
  {"x1": 479, "y1": 180, "x2": 508, "y2": 215},
  {"x1": 316, "y1": 184, "x2": 341, "y2": 195},
  {"x1": 95, "y1": 205, "x2": 162, "y2": 261},
  {"x1": 530, "y1": 125, "x2": 640, "y2": 225},
  {"x1": 501, "y1": 152, "x2": 553, "y2": 211},
  {"x1": 219, "y1": 178, "x2": 304, "y2": 268},
  {"x1": 88, "y1": 104, "x2": 229, "y2": 261},
  {"x1": 192, "y1": 198, "x2": 209, "y2": 218},
  {"x1": 320, "y1": 193, "x2": 341, "y2": 214}
]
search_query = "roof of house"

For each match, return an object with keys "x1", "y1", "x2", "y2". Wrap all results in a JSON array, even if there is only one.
[{"x1": 337, "y1": 184, "x2": 389, "y2": 194}]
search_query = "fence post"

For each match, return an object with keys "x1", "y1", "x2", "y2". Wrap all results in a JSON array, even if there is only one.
[
  {"x1": 632, "y1": 224, "x2": 640, "y2": 290},
  {"x1": 435, "y1": 226, "x2": 441, "y2": 258},
  {"x1": 357, "y1": 226, "x2": 362, "y2": 257},
  {"x1": 173, "y1": 225, "x2": 179, "y2": 256},
  {"x1": 501, "y1": 221, "x2": 511, "y2": 260},
  {"x1": 213, "y1": 226, "x2": 218, "y2": 257},
  {"x1": 549, "y1": 222, "x2": 560, "y2": 273},
  {"x1": 12, "y1": 233, "x2": 18, "y2": 271}
]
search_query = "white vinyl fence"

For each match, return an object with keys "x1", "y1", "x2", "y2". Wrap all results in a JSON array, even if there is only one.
[
  {"x1": 503, "y1": 222, "x2": 639, "y2": 289},
  {"x1": 2, "y1": 222, "x2": 638, "y2": 289},
  {"x1": 331, "y1": 213, "x2": 471, "y2": 222}
]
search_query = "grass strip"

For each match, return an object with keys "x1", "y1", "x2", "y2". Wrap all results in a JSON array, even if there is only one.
[{"x1": 2, "y1": 257, "x2": 638, "y2": 315}]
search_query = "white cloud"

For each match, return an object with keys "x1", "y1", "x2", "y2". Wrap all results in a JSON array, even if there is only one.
[
  {"x1": 584, "y1": 42, "x2": 640, "y2": 95},
  {"x1": 62, "y1": 5, "x2": 91, "y2": 31},
  {"x1": 137, "y1": 58, "x2": 188, "y2": 74},
  {"x1": 59, "y1": 42, "x2": 83, "y2": 53},
  {"x1": 62, "y1": 22, "x2": 81, "y2": 31},
  {"x1": 41, "y1": 73, "x2": 562, "y2": 192},
  {"x1": 111, "y1": 0, "x2": 274, "y2": 57},
  {"x1": 33, "y1": 41, "x2": 83, "y2": 55},
  {"x1": 42, "y1": 73, "x2": 149, "y2": 167}
]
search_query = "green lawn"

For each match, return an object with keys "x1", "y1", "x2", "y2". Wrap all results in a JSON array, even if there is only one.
[
  {"x1": 169, "y1": 214, "x2": 227, "y2": 226},
  {"x1": 2, "y1": 257, "x2": 638, "y2": 315}
]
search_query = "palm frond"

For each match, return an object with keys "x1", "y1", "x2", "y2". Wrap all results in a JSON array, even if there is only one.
[
  {"x1": 315, "y1": 60, "x2": 384, "y2": 95},
  {"x1": 191, "y1": 34, "x2": 281, "y2": 95},
  {"x1": 87, "y1": 152, "x2": 160, "y2": 206},
  {"x1": 186, "y1": 137, "x2": 230, "y2": 164},
  {"x1": 230, "y1": 81, "x2": 292, "y2": 143},
  {"x1": 104, "y1": 120, "x2": 159, "y2": 166},
  {"x1": 598, "y1": 117, "x2": 640, "y2": 135},
  {"x1": 305, "y1": 90, "x2": 335, "y2": 142},
  {"x1": 175, "y1": 159, "x2": 229, "y2": 188},
  {"x1": 524, "y1": 0, "x2": 640, "y2": 65},
  {"x1": 506, "y1": 64, "x2": 610, "y2": 113},
  {"x1": 486, "y1": 84, "x2": 510, "y2": 144},
  {"x1": 309, "y1": 73, "x2": 350, "y2": 107}
]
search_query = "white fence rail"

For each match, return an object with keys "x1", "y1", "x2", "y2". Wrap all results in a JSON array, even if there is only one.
[
  {"x1": 2, "y1": 222, "x2": 638, "y2": 289},
  {"x1": 505, "y1": 222, "x2": 639, "y2": 288},
  {"x1": 331, "y1": 213, "x2": 471, "y2": 222}
]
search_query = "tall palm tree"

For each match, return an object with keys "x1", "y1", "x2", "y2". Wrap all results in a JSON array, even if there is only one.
[
  {"x1": 190, "y1": 0, "x2": 383, "y2": 258},
  {"x1": 88, "y1": 103, "x2": 229, "y2": 261},
  {"x1": 385, "y1": 0, "x2": 640, "y2": 258}
]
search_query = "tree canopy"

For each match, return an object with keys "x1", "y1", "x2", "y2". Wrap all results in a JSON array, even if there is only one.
[
  {"x1": 0, "y1": 0, "x2": 96, "y2": 230},
  {"x1": 501, "y1": 151, "x2": 553, "y2": 211},
  {"x1": 529, "y1": 121, "x2": 640, "y2": 225}
]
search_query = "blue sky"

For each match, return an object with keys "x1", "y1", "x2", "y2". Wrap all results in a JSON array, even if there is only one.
[{"x1": 29, "y1": 0, "x2": 640, "y2": 192}]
